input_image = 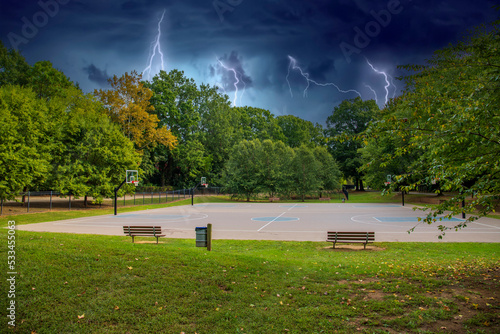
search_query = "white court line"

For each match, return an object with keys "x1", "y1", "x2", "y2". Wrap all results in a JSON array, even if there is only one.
[
  {"x1": 257, "y1": 212, "x2": 287, "y2": 232},
  {"x1": 54, "y1": 214, "x2": 209, "y2": 226},
  {"x1": 287, "y1": 204, "x2": 298, "y2": 211},
  {"x1": 471, "y1": 221, "x2": 500, "y2": 229}
]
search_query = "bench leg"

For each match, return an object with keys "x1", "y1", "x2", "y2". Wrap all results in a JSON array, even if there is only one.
[
  {"x1": 132, "y1": 236, "x2": 135, "y2": 243},
  {"x1": 363, "y1": 243, "x2": 367, "y2": 250},
  {"x1": 333, "y1": 242, "x2": 336, "y2": 249},
  {"x1": 156, "y1": 236, "x2": 159, "y2": 244}
]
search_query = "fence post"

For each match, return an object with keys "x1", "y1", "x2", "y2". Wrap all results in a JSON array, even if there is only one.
[
  {"x1": 124, "y1": 193, "x2": 126, "y2": 206},
  {"x1": 69, "y1": 194, "x2": 71, "y2": 210},
  {"x1": 134, "y1": 193, "x2": 136, "y2": 205},
  {"x1": 50, "y1": 191, "x2": 53, "y2": 210},
  {"x1": 27, "y1": 191, "x2": 30, "y2": 213}
]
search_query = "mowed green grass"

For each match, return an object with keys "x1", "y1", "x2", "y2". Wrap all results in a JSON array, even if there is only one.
[
  {"x1": 1, "y1": 194, "x2": 499, "y2": 333},
  {"x1": 1, "y1": 229, "x2": 499, "y2": 333}
]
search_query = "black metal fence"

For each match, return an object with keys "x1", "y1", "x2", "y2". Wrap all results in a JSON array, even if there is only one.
[{"x1": 0, "y1": 187, "x2": 224, "y2": 215}]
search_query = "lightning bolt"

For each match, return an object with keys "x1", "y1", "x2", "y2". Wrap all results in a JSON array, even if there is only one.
[
  {"x1": 143, "y1": 9, "x2": 166, "y2": 81},
  {"x1": 287, "y1": 55, "x2": 362, "y2": 99},
  {"x1": 365, "y1": 58, "x2": 393, "y2": 106},
  {"x1": 390, "y1": 76, "x2": 398, "y2": 98},
  {"x1": 364, "y1": 84, "x2": 378, "y2": 102},
  {"x1": 216, "y1": 57, "x2": 246, "y2": 107}
]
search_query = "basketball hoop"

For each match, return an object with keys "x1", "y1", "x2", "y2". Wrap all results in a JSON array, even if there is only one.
[
  {"x1": 131, "y1": 181, "x2": 139, "y2": 187},
  {"x1": 384, "y1": 182, "x2": 391, "y2": 186},
  {"x1": 202, "y1": 183, "x2": 208, "y2": 188}
]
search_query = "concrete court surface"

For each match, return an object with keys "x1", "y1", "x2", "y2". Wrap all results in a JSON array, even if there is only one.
[{"x1": 16, "y1": 202, "x2": 500, "y2": 243}]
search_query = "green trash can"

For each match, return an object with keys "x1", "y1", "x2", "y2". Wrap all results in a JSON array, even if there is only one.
[{"x1": 195, "y1": 227, "x2": 207, "y2": 247}]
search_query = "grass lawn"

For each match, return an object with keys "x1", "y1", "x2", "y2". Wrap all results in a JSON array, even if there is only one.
[
  {"x1": 1, "y1": 194, "x2": 499, "y2": 333},
  {"x1": 1, "y1": 228, "x2": 499, "y2": 333}
]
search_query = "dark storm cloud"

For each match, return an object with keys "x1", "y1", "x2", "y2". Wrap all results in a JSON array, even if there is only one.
[
  {"x1": 83, "y1": 64, "x2": 110, "y2": 87},
  {"x1": 213, "y1": 51, "x2": 252, "y2": 92},
  {"x1": 0, "y1": 0, "x2": 497, "y2": 123}
]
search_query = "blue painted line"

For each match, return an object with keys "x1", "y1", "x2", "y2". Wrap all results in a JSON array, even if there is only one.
[
  {"x1": 252, "y1": 217, "x2": 300, "y2": 222},
  {"x1": 280, "y1": 205, "x2": 308, "y2": 208},
  {"x1": 374, "y1": 217, "x2": 464, "y2": 223}
]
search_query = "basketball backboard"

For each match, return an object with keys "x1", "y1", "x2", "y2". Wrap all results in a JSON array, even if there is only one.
[{"x1": 126, "y1": 170, "x2": 139, "y2": 185}]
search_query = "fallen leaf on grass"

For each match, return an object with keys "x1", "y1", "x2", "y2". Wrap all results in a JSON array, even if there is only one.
[
  {"x1": 78, "y1": 314, "x2": 85, "y2": 319},
  {"x1": 114, "y1": 306, "x2": 119, "y2": 310},
  {"x1": 127, "y1": 266, "x2": 133, "y2": 270}
]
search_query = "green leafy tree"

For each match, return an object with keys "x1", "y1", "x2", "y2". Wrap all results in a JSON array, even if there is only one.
[
  {"x1": 0, "y1": 85, "x2": 53, "y2": 200},
  {"x1": 325, "y1": 97, "x2": 379, "y2": 190},
  {"x1": 292, "y1": 145, "x2": 322, "y2": 202},
  {"x1": 366, "y1": 20, "x2": 500, "y2": 236},
  {"x1": 276, "y1": 115, "x2": 324, "y2": 148},
  {"x1": 313, "y1": 146, "x2": 342, "y2": 192},
  {"x1": 50, "y1": 89, "x2": 141, "y2": 203},
  {"x1": 0, "y1": 41, "x2": 31, "y2": 87},
  {"x1": 360, "y1": 98, "x2": 420, "y2": 189},
  {"x1": 144, "y1": 70, "x2": 202, "y2": 187},
  {"x1": 232, "y1": 106, "x2": 285, "y2": 142},
  {"x1": 196, "y1": 84, "x2": 233, "y2": 185},
  {"x1": 28, "y1": 61, "x2": 76, "y2": 100},
  {"x1": 223, "y1": 140, "x2": 262, "y2": 201},
  {"x1": 255, "y1": 140, "x2": 295, "y2": 197}
]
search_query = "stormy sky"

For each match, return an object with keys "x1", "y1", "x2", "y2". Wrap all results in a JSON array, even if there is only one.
[{"x1": 1, "y1": 0, "x2": 498, "y2": 123}]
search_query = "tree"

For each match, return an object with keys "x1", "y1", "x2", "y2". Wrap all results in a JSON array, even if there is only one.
[
  {"x1": 28, "y1": 61, "x2": 76, "y2": 100},
  {"x1": 366, "y1": 20, "x2": 500, "y2": 236},
  {"x1": 223, "y1": 140, "x2": 263, "y2": 201},
  {"x1": 50, "y1": 88, "x2": 141, "y2": 203},
  {"x1": 0, "y1": 85, "x2": 53, "y2": 200},
  {"x1": 144, "y1": 70, "x2": 202, "y2": 187},
  {"x1": 95, "y1": 71, "x2": 177, "y2": 152},
  {"x1": 276, "y1": 115, "x2": 324, "y2": 148},
  {"x1": 232, "y1": 106, "x2": 285, "y2": 142},
  {"x1": 313, "y1": 146, "x2": 342, "y2": 192},
  {"x1": 291, "y1": 145, "x2": 322, "y2": 201},
  {"x1": 0, "y1": 41, "x2": 31, "y2": 87},
  {"x1": 325, "y1": 97, "x2": 379, "y2": 190},
  {"x1": 255, "y1": 140, "x2": 294, "y2": 197},
  {"x1": 196, "y1": 84, "x2": 234, "y2": 185},
  {"x1": 360, "y1": 98, "x2": 420, "y2": 189}
]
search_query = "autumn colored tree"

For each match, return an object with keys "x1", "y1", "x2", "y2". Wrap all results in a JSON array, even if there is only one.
[{"x1": 95, "y1": 71, "x2": 177, "y2": 152}]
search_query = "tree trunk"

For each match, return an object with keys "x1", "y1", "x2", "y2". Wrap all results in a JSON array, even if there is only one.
[{"x1": 359, "y1": 179, "x2": 365, "y2": 191}]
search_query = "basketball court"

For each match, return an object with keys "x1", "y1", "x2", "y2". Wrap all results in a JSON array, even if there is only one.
[{"x1": 16, "y1": 202, "x2": 500, "y2": 242}]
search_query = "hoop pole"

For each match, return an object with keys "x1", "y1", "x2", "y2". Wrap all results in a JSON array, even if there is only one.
[
  {"x1": 191, "y1": 182, "x2": 202, "y2": 206},
  {"x1": 114, "y1": 178, "x2": 127, "y2": 216}
]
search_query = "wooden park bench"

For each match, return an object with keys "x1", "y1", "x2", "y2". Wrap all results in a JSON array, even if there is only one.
[
  {"x1": 319, "y1": 197, "x2": 331, "y2": 201},
  {"x1": 326, "y1": 231, "x2": 375, "y2": 249},
  {"x1": 123, "y1": 226, "x2": 165, "y2": 244},
  {"x1": 269, "y1": 197, "x2": 280, "y2": 202}
]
